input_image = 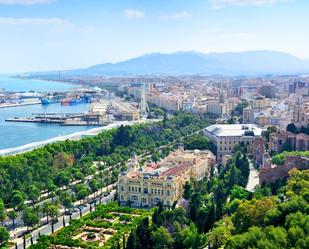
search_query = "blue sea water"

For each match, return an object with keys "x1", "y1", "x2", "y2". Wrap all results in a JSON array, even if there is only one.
[
  {"x1": 0, "y1": 76, "x2": 75, "y2": 92},
  {"x1": 0, "y1": 76, "x2": 95, "y2": 150}
]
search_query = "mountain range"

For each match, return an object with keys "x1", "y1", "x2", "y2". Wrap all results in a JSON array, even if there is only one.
[{"x1": 25, "y1": 50, "x2": 309, "y2": 77}]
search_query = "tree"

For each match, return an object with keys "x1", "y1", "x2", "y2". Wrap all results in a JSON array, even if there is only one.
[
  {"x1": 230, "y1": 185, "x2": 250, "y2": 201},
  {"x1": 23, "y1": 207, "x2": 39, "y2": 230},
  {"x1": 59, "y1": 192, "x2": 73, "y2": 213},
  {"x1": 183, "y1": 182, "x2": 193, "y2": 200},
  {"x1": 27, "y1": 184, "x2": 40, "y2": 206},
  {"x1": 8, "y1": 210, "x2": 17, "y2": 228},
  {"x1": 0, "y1": 198, "x2": 6, "y2": 226},
  {"x1": 207, "y1": 225, "x2": 231, "y2": 249},
  {"x1": 235, "y1": 102, "x2": 249, "y2": 115},
  {"x1": 286, "y1": 123, "x2": 297, "y2": 134},
  {"x1": 76, "y1": 186, "x2": 89, "y2": 204},
  {"x1": 136, "y1": 217, "x2": 152, "y2": 249},
  {"x1": 113, "y1": 125, "x2": 133, "y2": 147},
  {"x1": 49, "y1": 205, "x2": 59, "y2": 221},
  {"x1": 232, "y1": 197, "x2": 276, "y2": 234},
  {"x1": 126, "y1": 231, "x2": 137, "y2": 249},
  {"x1": 0, "y1": 227, "x2": 9, "y2": 246},
  {"x1": 89, "y1": 179, "x2": 100, "y2": 196},
  {"x1": 11, "y1": 190, "x2": 25, "y2": 210},
  {"x1": 181, "y1": 223, "x2": 206, "y2": 249},
  {"x1": 184, "y1": 135, "x2": 216, "y2": 154},
  {"x1": 151, "y1": 227, "x2": 174, "y2": 249},
  {"x1": 263, "y1": 126, "x2": 277, "y2": 141},
  {"x1": 42, "y1": 201, "x2": 51, "y2": 223}
]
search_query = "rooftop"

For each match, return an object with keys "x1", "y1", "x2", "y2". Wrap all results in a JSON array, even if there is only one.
[{"x1": 205, "y1": 124, "x2": 264, "y2": 137}]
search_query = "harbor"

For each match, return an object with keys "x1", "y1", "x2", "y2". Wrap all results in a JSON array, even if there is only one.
[
  {"x1": 5, "y1": 98, "x2": 141, "y2": 126},
  {"x1": 0, "y1": 76, "x2": 152, "y2": 151}
]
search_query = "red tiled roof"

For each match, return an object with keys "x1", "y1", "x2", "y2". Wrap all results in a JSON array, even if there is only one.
[{"x1": 161, "y1": 164, "x2": 190, "y2": 177}]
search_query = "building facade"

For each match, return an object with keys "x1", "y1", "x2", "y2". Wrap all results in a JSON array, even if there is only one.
[
  {"x1": 204, "y1": 124, "x2": 264, "y2": 160},
  {"x1": 117, "y1": 148, "x2": 215, "y2": 208},
  {"x1": 269, "y1": 131, "x2": 309, "y2": 153}
]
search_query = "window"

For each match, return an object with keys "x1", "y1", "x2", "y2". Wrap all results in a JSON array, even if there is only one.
[
  {"x1": 128, "y1": 186, "x2": 131, "y2": 192},
  {"x1": 144, "y1": 188, "x2": 148, "y2": 194},
  {"x1": 120, "y1": 185, "x2": 124, "y2": 191}
]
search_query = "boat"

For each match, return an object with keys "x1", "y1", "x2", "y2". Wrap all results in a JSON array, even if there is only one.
[
  {"x1": 70, "y1": 96, "x2": 92, "y2": 105},
  {"x1": 41, "y1": 98, "x2": 58, "y2": 105}
]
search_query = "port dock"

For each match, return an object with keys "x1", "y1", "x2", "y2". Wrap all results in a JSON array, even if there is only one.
[{"x1": 5, "y1": 112, "x2": 106, "y2": 126}]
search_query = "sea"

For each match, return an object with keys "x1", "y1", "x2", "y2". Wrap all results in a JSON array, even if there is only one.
[{"x1": 0, "y1": 76, "x2": 95, "y2": 151}]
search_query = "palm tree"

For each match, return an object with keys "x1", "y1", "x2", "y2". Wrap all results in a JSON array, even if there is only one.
[{"x1": 206, "y1": 225, "x2": 231, "y2": 249}]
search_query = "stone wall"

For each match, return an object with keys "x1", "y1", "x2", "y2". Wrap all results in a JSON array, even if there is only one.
[{"x1": 259, "y1": 156, "x2": 309, "y2": 184}]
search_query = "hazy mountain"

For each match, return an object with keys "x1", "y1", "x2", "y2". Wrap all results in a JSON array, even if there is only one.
[{"x1": 25, "y1": 51, "x2": 309, "y2": 77}]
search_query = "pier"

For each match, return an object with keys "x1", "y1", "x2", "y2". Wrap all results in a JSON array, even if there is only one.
[{"x1": 5, "y1": 112, "x2": 105, "y2": 126}]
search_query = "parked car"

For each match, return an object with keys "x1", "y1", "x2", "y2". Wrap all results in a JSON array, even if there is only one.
[{"x1": 51, "y1": 218, "x2": 59, "y2": 224}]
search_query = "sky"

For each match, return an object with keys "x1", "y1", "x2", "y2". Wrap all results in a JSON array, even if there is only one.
[{"x1": 0, "y1": 0, "x2": 308, "y2": 73}]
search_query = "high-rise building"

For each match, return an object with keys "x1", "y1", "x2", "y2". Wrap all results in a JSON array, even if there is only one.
[{"x1": 259, "y1": 84, "x2": 276, "y2": 98}]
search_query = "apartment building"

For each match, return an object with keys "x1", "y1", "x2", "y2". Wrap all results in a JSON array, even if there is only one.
[
  {"x1": 252, "y1": 96, "x2": 270, "y2": 110},
  {"x1": 293, "y1": 103, "x2": 309, "y2": 127},
  {"x1": 117, "y1": 148, "x2": 215, "y2": 208}
]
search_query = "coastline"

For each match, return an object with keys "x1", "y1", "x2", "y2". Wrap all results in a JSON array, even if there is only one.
[
  {"x1": 0, "y1": 101, "x2": 41, "y2": 108},
  {"x1": 0, "y1": 118, "x2": 160, "y2": 156}
]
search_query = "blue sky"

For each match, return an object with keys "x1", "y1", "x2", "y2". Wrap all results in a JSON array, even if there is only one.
[{"x1": 0, "y1": 0, "x2": 308, "y2": 73}]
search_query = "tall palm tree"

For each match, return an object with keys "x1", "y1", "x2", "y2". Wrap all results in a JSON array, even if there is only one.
[{"x1": 206, "y1": 224, "x2": 231, "y2": 249}]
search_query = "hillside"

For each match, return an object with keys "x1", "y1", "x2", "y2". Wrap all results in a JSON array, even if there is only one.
[{"x1": 23, "y1": 51, "x2": 309, "y2": 77}]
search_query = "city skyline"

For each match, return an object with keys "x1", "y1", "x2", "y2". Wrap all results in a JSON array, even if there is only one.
[{"x1": 0, "y1": 0, "x2": 308, "y2": 73}]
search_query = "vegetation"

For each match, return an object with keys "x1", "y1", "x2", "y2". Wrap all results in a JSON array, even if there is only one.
[
  {"x1": 0, "y1": 112, "x2": 213, "y2": 208},
  {"x1": 183, "y1": 135, "x2": 216, "y2": 154},
  {"x1": 29, "y1": 202, "x2": 152, "y2": 249},
  {"x1": 286, "y1": 123, "x2": 309, "y2": 135},
  {"x1": 271, "y1": 151, "x2": 309, "y2": 165},
  {"x1": 0, "y1": 227, "x2": 9, "y2": 247},
  {"x1": 210, "y1": 169, "x2": 309, "y2": 249}
]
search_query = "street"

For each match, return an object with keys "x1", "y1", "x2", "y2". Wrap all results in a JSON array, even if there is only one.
[{"x1": 10, "y1": 188, "x2": 115, "y2": 249}]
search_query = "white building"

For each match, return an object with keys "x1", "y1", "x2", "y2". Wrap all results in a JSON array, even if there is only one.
[{"x1": 204, "y1": 124, "x2": 264, "y2": 160}]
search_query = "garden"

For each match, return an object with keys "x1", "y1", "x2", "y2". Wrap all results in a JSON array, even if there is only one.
[{"x1": 29, "y1": 202, "x2": 152, "y2": 249}]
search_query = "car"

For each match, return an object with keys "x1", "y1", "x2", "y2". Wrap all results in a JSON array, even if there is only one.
[
  {"x1": 64, "y1": 211, "x2": 73, "y2": 216},
  {"x1": 4, "y1": 221, "x2": 12, "y2": 227},
  {"x1": 51, "y1": 218, "x2": 59, "y2": 224},
  {"x1": 76, "y1": 205, "x2": 85, "y2": 210},
  {"x1": 103, "y1": 192, "x2": 109, "y2": 197}
]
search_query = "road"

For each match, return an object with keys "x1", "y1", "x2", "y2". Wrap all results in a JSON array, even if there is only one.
[
  {"x1": 246, "y1": 160, "x2": 260, "y2": 192},
  {"x1": 11, "y1": 189, "x2": 115, "y2": 249},
  {"x1": 5, "y1": 165, "x2": 113, "y2": 232}
]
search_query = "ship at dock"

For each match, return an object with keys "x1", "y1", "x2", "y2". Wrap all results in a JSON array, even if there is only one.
[
  {"x1": 41, "y1": 98, "x2": 59, "y2": 105},
  {"x1": 61, "y1": 95, "x2": 93, "y2": 106}
]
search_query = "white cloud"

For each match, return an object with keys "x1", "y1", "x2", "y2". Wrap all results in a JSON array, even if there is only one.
[
  {"x1": 0, "y1": 17, "x2": 70, "y2": 26},
  {"x1": 210, "y1": 0, "x2": 291, "y2": 8},
  {"x1": 161, "y1": 11, "x2": 191, "y2": 20},
  {"x1": 0, "y1": 0, "x2": 52, "y2": 5},
  {"x1": 124, "y1": 9, "x2": 145, "y2": 19}
]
